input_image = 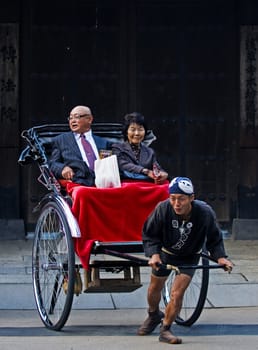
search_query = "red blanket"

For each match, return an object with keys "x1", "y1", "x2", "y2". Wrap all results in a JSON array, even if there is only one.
[{"x1": 64, "y1": 181, "x2": 169, "y2": 269}]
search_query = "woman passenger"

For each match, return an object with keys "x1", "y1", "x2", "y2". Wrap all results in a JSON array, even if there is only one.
[{"x1": 112, "y1": 112, "x2": 168, "y2": 184}]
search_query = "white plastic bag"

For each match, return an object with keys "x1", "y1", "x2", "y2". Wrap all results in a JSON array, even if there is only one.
[{"x1": 94, "y1": 154, "x2": 121, "y2": 188}]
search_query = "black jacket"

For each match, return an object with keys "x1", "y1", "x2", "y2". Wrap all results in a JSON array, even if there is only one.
[{"x1": 142, "y1": 199, "x2": 227, "y2": 261}]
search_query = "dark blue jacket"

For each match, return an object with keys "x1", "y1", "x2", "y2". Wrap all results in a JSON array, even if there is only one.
[{"x1": 49, "y1": 131, "x2": 110, "y2": 186}]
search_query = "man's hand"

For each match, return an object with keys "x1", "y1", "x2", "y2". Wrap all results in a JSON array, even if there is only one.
[
  {"x1": 217, "y1": 257, "x2": 233, "y2": 273},
  {"x1": 148, "y1": 253, "x2": 162, "y2": 271},
  {"x1": 62, "y1": 166, "x2": 75, "y2": 181}
]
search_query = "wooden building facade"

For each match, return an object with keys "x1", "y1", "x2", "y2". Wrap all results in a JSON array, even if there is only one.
[{"x1": 1, "y1": 0, "x2": 258, "y2": 238}]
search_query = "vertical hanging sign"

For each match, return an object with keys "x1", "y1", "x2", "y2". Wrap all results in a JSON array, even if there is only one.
[
  {"x1": 240, "y1": 26, "x2": 258, "y2": 147},
  {"x1": 0, "y1": 24, "x2": 19, "y2": 146}
]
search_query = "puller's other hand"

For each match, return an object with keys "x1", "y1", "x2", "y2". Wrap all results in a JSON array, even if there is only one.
[{"x1": 217, "y1": 257, "x2": 233, "y2": 273}]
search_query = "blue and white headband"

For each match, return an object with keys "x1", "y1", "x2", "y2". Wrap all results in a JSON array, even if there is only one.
[{"x1": 169, "y1": 177, "x2": 194, "y2": 195}]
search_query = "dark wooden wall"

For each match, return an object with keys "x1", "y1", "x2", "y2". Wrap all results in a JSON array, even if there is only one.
[
  {"x1": 0, "y1": 2, "x2": 22, "y2": 237},
  {"x1": 1, "y1": 0, "x2": 258, "y2": 236}
]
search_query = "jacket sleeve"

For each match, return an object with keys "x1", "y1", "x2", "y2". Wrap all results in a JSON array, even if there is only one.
[
  {"x1": 49, "y1": 137, "x2": 66, "y2": 178},
  {"x1": 205, "y1": 206, "x2": 227, "y2": 260},
  {"x1": 112, "y1": 142, "x2": 146, "y2": 174},
  {"x1": 142, "y1": 203, "x2": 165, "y2": 257}
]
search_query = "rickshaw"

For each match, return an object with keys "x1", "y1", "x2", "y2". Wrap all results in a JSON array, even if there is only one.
[{"x1": 18, "y1": 123, "x2": 223, "y2": 331}]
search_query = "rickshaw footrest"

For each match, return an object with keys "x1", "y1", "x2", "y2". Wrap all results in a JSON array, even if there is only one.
[{"x1": 84, "y1": 260, "x2": 142, "y2": 293}]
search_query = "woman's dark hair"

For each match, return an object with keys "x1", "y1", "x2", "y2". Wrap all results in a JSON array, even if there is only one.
[{"x1": 122, "y1": 112, "x2": 148, "y2": 140}]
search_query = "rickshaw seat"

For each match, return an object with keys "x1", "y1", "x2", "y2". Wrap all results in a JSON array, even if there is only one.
[{"x1": 61, "y1": 180, "x2": 169, "y2": 269}]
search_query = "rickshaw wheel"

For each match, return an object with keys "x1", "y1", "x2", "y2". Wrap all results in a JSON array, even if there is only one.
[
  {"x1": 162, "y1": 255, "x2": 209, "y2": 326},
  {"x1": 32, "y1": 199, "x2": 75, "y2": 331}
]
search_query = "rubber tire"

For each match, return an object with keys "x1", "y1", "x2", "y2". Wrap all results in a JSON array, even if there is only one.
[{"x1": 32, "y1": 199, "x2": 75, "y2": 331}]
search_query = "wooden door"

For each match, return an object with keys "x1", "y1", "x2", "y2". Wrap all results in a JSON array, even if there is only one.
[
  {"x1": 133, "y1": 0, "x2": 237, "y2": 223},
  {"x1": 20, "y1": 0, "x2": 238, "y2": 229}
]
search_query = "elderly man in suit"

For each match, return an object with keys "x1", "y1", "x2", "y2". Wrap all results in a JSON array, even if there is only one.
[{"x1": 49, "y1": 105, "x2": 111, "y2": 186}]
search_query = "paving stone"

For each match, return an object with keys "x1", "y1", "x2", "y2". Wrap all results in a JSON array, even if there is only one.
[{"x1": 0, "y1": 238, "x2": 257, "y2": 309}]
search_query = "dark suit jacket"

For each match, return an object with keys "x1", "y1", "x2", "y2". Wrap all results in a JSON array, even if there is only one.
[
  {"x1": 112, "y1": 141, "x2": 163, "y2": 176},
  {"x1": 49, "y1": 131, "x2": 111, "y2": 186}
]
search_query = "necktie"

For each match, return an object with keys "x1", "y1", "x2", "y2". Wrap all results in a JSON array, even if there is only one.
[{"x1": 80, "y1": 134, "x2": 96, "y2": 170}]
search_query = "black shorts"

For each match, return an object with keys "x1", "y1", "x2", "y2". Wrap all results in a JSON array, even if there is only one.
[{"x1": 152, "y1": 250, "x2": 200, "y2": 278}]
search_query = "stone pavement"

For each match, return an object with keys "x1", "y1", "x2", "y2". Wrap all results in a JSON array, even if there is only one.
[
  {"x1": 1, "y1": 307, "x2": 258, "y2": 350},
  {"x1": 0, "y1": 237, "x2": 257, "y2": 310}
]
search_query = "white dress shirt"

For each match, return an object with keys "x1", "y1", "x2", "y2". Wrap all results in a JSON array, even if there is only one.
[{"x1": 74, "y1": 130, "x2": 99, "y2": 167}]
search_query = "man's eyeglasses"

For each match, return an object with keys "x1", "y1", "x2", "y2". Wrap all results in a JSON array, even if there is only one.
[{"x1": 68, "y1": 114, "x2": 91, "y2": 121}]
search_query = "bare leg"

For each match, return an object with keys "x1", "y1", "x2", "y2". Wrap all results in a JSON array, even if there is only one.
[
  {"x1": 137, "y1": 274, "x2": 167, "y2": 335},
  {"x1": 159, "y1": 273, "x2": 191, "y2": 344},
  {"x1": 147, "y1": 274, "x2": 167, "y2": 312},
  {"x1": 163, "y1": 273, "x2": 191, "y2": 325}
]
